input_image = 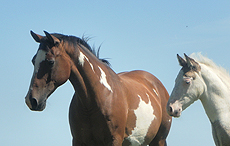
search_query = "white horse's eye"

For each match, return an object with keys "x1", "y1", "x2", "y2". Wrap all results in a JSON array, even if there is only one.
[
  {"x1": 183, "y1": 76, "x2": 193, "y2": 84},
  {"x1": 185, "y1": 80, "x2": 190, "y2": 84}
]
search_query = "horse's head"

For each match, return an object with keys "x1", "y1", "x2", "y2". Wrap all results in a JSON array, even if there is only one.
[
  {"x1": 167, "y1": 53, "x2": 206, "y2": 117},
  {"x1": 25, "y1": 31, "x2": 71, "y2": 111}
]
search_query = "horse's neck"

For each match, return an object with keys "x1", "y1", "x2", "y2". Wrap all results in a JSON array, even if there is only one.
[
  {"x1": 199, "y1": 64, "x2": 230, "y2": 123},
  {"x1": 68, "y1": 46, "x2": 115, "y2": 109}
]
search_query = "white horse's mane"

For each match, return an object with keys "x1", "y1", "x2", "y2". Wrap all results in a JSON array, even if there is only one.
[{"x1": 189, "y1": 52, "x2": 230, "y2": 88}]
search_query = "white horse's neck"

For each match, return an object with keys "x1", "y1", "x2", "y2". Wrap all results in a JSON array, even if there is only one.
[{"x1": 199, "y1": 63, "x2": 230, "y2": 123}]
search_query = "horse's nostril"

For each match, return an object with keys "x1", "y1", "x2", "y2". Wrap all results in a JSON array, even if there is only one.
[
  {"x1": 174, "y1": 111, "x2": 178, "y2": 115},
  {"x1": 169, "y1": 106, "x2": 173, "y2": 113},
  {"x1": 30, "y1": 97, "x2": 38, "y2": 110}
]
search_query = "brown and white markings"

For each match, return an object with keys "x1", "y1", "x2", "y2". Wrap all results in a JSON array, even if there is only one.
[{"x1": 25, "y1": 31, "x2": 172, "y2": 146}]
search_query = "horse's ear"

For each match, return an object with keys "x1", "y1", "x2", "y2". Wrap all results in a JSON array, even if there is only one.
[
  {"x1": 184, "y1": 53, "x2": 193, "y2": 68},
  {"x1": 177, "y1": 54, "x2": 186, "y2": 67},
  {"x1": 30, "y1": 31, "x2": 43, "y2": 43},
  {"x1": 44, "y1": 31, "x2": 60, "y2": 46}
]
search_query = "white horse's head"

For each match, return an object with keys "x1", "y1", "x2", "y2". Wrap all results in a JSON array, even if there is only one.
[{"x1": 167, "y1": 54, "x2": 206, "y2": 117}]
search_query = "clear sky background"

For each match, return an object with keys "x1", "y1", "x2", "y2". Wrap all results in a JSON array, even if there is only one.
[{"x1": 1, "y1": 1, "x2": 230, "y2": 146}]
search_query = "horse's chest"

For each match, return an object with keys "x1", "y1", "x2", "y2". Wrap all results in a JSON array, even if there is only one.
[
  {"x1": 69, "y1": 100, "x2": 112, "y2": 144},
  {"x1": 70, "y1": 111, "x2": 112, "y2": 145}
]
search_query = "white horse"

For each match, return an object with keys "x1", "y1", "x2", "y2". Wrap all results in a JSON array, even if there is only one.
[{"x1": 167, "y1": 53, "x2": 230, "y2": 146}]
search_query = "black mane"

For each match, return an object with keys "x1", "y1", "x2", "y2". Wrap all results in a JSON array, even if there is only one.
[{"x1": 52, "y1": 33, "x2": 110, "y2": 66}]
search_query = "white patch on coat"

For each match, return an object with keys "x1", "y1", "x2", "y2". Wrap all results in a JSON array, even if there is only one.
[
  {"x1": 98, "y1": 66, "x2": 113, "y2": 92},
  {"x1": 78, "y1": 51, "x2": 85, "y2": 66},
  {"x1": 88, "y1": 61, "x2": 95, "y2": 73},
  {"x1": 84, "y1": 56, "x2": 95, "y2": 73},
  {"x1": 78, "y1": 51, "x2": 95, "y2": 72},
  {"x1": 127, "y1": 94, "x2": 155, "y2": 145},
  {"x1": 152, "y1": 88, "x2": 159, "y2": 97},
  {"x1": 34, "y1": 49, "x2": 46, "y2": 73}
]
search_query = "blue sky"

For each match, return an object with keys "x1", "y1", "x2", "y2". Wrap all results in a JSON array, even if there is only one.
[{"x1": 1, "y1": 1, "x2": 230, "y2": 145}]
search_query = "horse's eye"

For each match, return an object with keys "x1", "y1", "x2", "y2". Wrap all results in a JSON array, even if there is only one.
[
  {"x1": 185, "y1": 80, "x2": 190, "y2": 84},
  {"x1": 46, "y1": 59, "x2": 54, "y2": 66}
]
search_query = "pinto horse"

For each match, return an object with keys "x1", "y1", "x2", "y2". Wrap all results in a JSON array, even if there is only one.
[
  {"x1": 167, "y1": 53, "x2": 230, "y2": 146},
  {"x1": 25, "y1": 31, "x2": 171, "y2": 146}
]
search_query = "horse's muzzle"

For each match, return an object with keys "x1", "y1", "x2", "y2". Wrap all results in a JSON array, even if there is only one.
[
  {"x1": 25, "y1": 93, "x2": 46, "y2": 111},
  {"x1": 167, "y1": 103, "x2": 182, "y2": 117}
]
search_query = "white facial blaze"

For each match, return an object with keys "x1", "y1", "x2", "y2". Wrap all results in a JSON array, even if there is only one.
[
  {"x1": 27, "y1": 49, "x2": 47, "y2": 93},
  {"x1": 34, "y1": 49, "x2": 46, "y2": 73},
  {"x1": 98, "y1": 66, "x2": 113, "y2": 92},
  {"x1": 127, "y1": 94, "x2": 155, "y2": 145}
]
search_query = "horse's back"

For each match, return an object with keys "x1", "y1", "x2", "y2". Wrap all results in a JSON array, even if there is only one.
[
  {"x1": 118, "y1": 70, "x2": 172, "y2": 145},
  {"x1": 118, "y1": 70, "x2": 169, "y2": 105}
]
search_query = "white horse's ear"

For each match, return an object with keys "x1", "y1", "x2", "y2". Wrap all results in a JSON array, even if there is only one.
[
  {"x1": 184, "y1": 53, "x2": 193, "y2": 68},
  {"x1": 177, "y1": 54, "x2": 186, "y2": 67},
  {"x1": 30, "y1": 30, "x2": 43, "y2": 43}
]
